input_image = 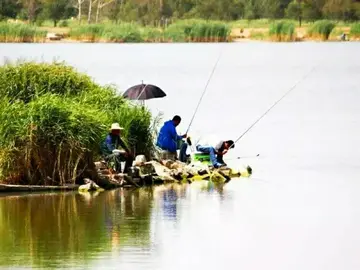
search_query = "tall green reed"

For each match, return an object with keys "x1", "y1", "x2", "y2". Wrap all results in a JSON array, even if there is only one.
[
  {"x1": 0, "y1": 22, "x2": 46, "y2": 43},
  {"x1": 307, "y1": 20, "x2": 335, "y2": 40},
  {"x1": 0, "y1": 62, "x2": 154, "y2": 185},
  {"x1": 269, "y1": 20, "x2": 295, "y2": 41}
]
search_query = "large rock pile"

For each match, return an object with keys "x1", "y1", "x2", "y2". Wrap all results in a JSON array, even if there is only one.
[{"x1": 84, "y1": 155, "x2": 252, "y2": 191}]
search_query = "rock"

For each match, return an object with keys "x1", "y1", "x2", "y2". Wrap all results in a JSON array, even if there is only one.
[
  {"x1": 46, "y1": 32, "x2": 62, "y2": 41},
  {"x1": 99, "y1": 169, "x2": 111, "y2": 175},
  {"x1": 133, "y1": 155, "x2": 147, "y2": 166},
  {"x1": 149, "y1": 161, "x2": 177, "y2": 181},
  {"x1": 95, "y1": 161, "x2": 107, "y2": 170},
  {"x1": 79, "y1": 178, "x2": 104, "y2": 192},
  {"x1": 138, "y1": 162, "x2": 155, "y2": 175}
]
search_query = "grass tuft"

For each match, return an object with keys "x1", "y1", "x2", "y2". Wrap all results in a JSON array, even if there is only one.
[
  {"x1": 269, "y1": 20, "x2": 295, "y2": 41},
  {"x1": 0, "y1": 22, "x2": 47, "y2": 43},
  {"x1": 307, "y1": 20, "x2": 336, "y2": 40}
]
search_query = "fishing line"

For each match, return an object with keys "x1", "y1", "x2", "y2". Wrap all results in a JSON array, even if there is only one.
[
  {"x1": 231, "y1": 65, "x2": 317, "y2": 147},
  {"x1": 186, "y1": 48, "x2": 224, "y2": 135}
]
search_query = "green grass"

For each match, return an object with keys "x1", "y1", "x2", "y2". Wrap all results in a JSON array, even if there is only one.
[
  {"x1": 164, "y1": 19, "x2": 231, "y2": 42},
  {"x1": 0, "y1": 22, "x2": 47, "y2": 42},
  {"x1": 249, "y1": 30, "x2": 268, "y2": 40},
  {"x1": 307, "y1": 20, "x2": 336, "y2": 40},
  {"x1": 68, "y1": 20, "x2": 231, "y2": 43},
  {"x1": 231, "y1": 19, "x2": 273, "y2": 29},
  {"x1": 69, "y1": 23, "x2": 146, "y2": 42},
  {"x1": 269, "y1": 20, "x2": 296, "y2": 41},
  {"x1": 350, "y1": 23, "x2": 360, "y2": 38},
  {"x1": 0, "y1": 62, "x2": 155, "y2": 185}
]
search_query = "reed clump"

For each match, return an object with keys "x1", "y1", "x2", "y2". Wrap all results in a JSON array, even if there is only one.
[
  {"x1": 0, "y1": 22, "x2": 46, "y2": 42},
  {"x1": 164, "y1": 19, "x2": 231, "y2": 42},
  {"x1": 307, "y1": 20, "x2": 335, "y2": 40},
  {"x1": 350, "y1": 23, "x2": 360, "y2": 39},
  {"x1": 69, "y1": 23, "x2": 144, "y2": 42},
  {"x1": 269, "y1": 20, "x2": 295, "y2": 41},
  {"x1": 0, "y1": 62, "x2": 154, "y2": 185}
]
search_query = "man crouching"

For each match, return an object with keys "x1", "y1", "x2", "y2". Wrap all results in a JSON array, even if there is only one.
[{"x1": 100, "y1": 123, "x2": 133, "y2": 173}]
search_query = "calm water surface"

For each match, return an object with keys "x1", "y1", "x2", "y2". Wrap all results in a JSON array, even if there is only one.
[{"x1": 0, "y1": 42, "x2": 360, "y2": 269}]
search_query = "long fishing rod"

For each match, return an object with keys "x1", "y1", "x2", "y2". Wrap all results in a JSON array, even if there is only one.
[
  {"x1": 232, "y1": 65, "x2": 317, "y2": 147},
  {"x1": 186, "y1": 49, "x2": 224, "y2": 135}
]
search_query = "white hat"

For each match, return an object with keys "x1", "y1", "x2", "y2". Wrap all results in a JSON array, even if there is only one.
[{"x1": 110, "y1": 123, "x2": 124, "y2": 130}]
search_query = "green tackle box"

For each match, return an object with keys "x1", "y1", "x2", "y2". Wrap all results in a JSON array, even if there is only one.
[{"x1": 191, "y1": 152, "x2": 211, "y2": 163}]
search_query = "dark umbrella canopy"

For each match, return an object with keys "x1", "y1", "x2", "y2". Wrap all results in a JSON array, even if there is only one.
[{"x1": 123, "y1": 84, "x2": 166, "y2": 100}]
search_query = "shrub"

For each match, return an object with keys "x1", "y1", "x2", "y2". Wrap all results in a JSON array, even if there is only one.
[
  {"x1": 350, "y1": 23, "x2": 360, "y2": 39},
  {"x1": 164, "y1": 19, "x2": 231, "y2": 42},
  {"x1": 269, "y1": 20, "x2": 296, "y2": 41},
  {"x1": 308, "y1": 20, "x2": 336, "y2": 40}
]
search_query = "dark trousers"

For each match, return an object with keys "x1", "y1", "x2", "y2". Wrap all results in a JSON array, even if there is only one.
[{"x1": 104, "y1": 153, "x2": 133, "y2": 173}]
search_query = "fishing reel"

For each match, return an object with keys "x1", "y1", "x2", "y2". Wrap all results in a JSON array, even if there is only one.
[{"x1": 186, "y1": 136, "x2": 192, "y2": 146}]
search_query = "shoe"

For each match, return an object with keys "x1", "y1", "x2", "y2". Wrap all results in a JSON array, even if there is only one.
[{"x1": 214, "y1": 163, "x2": 224, "y2": 168}]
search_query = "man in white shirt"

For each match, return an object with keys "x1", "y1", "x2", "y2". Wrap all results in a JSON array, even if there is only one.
[{"x1": 196, "y1": 140, "x2": 235, "y2": 168}]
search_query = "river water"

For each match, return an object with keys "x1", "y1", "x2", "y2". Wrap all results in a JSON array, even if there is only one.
[{"x1": 0, "y1": 42, "x2": 360, "y2": 269}]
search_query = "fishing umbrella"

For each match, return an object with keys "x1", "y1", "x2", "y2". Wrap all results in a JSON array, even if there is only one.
[{"x1": 122, "y1": 83, "x2": 166, "y2": 101}]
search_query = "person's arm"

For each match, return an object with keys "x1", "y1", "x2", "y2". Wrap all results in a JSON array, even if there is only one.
[
  {"x1": 118, "y1": 137, "x2": 130, "y2": 153},
  {"x1": 170, "y1": 125, "x2": 183, "y2": 141}
]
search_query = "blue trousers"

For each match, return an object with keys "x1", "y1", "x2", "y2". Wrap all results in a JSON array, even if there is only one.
[{"x1": 196, "y1": 145, "x2": 224, "y2": 167}]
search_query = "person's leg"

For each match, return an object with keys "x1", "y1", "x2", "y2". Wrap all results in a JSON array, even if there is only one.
[
  {"x1": 208, "y1": 147, "x2": 219, "y2": 166},
  {"x1": 120, "y1": 154, "x2": 134, "y2": 174},
  {"x1": 179, "y1": 142, "x2": 188, "y2": 162},
  {"x1": 196, "y1": 145, "x2": 218, "y2": 166},
  {"x1": 196, "y1": 145, "x2": 211, "y2": 153},
  {"x1": 216, "y1": 155, "x2": 226, "y2": 165}
]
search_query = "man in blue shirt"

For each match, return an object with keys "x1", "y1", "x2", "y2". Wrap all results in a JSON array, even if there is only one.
[
  {"x1": 156, "y1": 115, "x2": 187, "y2": 160},
  {"x1": 100, "y1": 123, "x2": 133, "y2": 173}
]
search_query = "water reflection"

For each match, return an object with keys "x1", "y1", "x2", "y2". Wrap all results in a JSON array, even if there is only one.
[
  {"x1": 0, "y1": 189, "x2": 153, "y2": 268},
  {"x1": 0, "y1": 182, "x2": 231, "y2": 268}
]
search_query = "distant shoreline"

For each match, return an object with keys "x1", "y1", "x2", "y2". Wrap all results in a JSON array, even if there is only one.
[{"x1": 1, "y1": 19, "x2": 359, "y2": 43}]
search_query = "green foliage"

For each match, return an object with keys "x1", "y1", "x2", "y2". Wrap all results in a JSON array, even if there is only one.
[
  {"x1": 0, "y1": 62, "x2": 154, "y2": 185},
  {"x1": 164, "y1": 19, "x2": 231, "y2": 42},
  {"x1": 68, "y1": 20, "x2": 231, "y2": 43},
  {"x1": 350, "y1": 23, "x2": 360, "y2": 38},
  {"x1": 69, "y1": 23, "x2": 144, "y2": 42},
  {"x1": 142, "y1": 27, "x2": 163, "y2": 42},
  {"x1": 42, "y1": 0, "x2": 70, "y2": 27},
  {"x1": 269, "y1": 20, "x2": 295, "y2": 41},
  {"x1": 1, "y1": 0, "x2": 360, "y2": 26},
  {"x1": 69, "y1": 24, "x2": 105, "y2": 42},
  {"x1": 0, "y1": 22, "x2": 46, "y2": 42},
  {"x1": 307, "y1": 20, "x2": 335, "y2": 40},
  {"x1": 285, "y1": 1, "x2": 303, "y2": 21},
  {"x1": 0, "y1": 0, "x2": 22, "y2": 19},
  {"x1": 59, "y1": 20, "x2": 69, "y2": 27},
  {"x1": 102, "y1": 23, "x2": 143, "y2": 42}
]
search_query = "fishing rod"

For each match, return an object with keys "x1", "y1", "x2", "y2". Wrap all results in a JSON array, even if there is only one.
[
  {"x1": 186, "y1": 49, "x2": 224, "y2": 135},
  {"x1": 226, "y1": 154, "x2": 260, "y2": 160},
  {"x1": 231, "y1": 65, "x2": 317, "y2": 147}
]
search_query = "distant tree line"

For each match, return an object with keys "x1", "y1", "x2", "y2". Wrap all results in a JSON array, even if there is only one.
[{"x1": 0, "y1": 0, "x2": 359, "y2": 27}]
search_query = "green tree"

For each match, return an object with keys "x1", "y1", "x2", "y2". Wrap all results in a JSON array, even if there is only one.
[
  {"x1": 42, "y1": 0, "x2": 71, "y2": 26},
  {"x1": 0, "y1": 0, "x2": 22, "y2": 19},
  {"x1": 286, "y1": 0, "x2": 303, "y2": 25},
  {"x1": 20, "y1": 0, "x2": 42, "y2": 23}
]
